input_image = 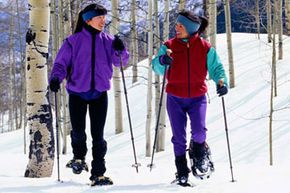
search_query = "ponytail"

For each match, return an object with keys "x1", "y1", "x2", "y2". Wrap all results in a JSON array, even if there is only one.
[
  {"x1": 74, "y1": 11, "x2": 85, "y2": 34},
  {"x1": 198, "y1": 16, "x2": 209, "y2": 35}
]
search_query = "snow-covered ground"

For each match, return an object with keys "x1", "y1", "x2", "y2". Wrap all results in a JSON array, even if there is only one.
[{"x1": 1, "y1": 33, "x2": 290, "y2": 193}]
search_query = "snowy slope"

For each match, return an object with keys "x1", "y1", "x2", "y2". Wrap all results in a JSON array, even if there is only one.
[{"x1": 0, "y1": 33, "x2": 290, "y2": 193}]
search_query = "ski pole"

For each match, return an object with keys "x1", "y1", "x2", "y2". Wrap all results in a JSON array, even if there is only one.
[
  {"x1": 148, "y1": 65, "x2": 167, "y2": 171},
  {"x1": 118, "y1": 50, "x2": 141, "y2": 173},
  {"x1": 54, "y1": 92, "x2": 61, "y2": 182},
  {"x1": 221, "y1": 96, "x2": 235, "y2": 182}
]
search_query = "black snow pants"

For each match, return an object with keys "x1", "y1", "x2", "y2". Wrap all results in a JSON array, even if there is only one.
[{"x1": 69, "y1": 92, "x2": 108, "y2": 176}]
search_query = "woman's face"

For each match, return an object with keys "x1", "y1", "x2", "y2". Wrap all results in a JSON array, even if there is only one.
[
  {"x1": 175, "y1": 23, "x2": 190, "y2": 39},
  {"x1": 87, "y1": 15, "x2": 106, "y2": 31}
]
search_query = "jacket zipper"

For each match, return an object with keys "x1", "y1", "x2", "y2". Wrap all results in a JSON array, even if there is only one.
[
  {"x1": 187, "y1": 42, "x2": 190, "y2": 97},
  {"x1": 91, "y1": 33, "x2": 96, "y2": 90}
]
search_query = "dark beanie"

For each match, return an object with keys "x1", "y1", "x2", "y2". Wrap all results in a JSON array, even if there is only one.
[{"x1": 176, "y1": 10, "x2": 201, "y2": 35}]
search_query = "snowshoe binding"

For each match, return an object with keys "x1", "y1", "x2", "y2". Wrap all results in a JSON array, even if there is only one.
[
  {"x1": 90, "y1": 175, "x2": 113, "y2": 186},
  {"x1": 171, "y1": 173, "x2": 193, "y2": 187},
  {"x1": 66, "y1": 159, "x2": 89, "y2": 174},
  {"x1": 171, "y1": 154, "x2": 193, "y2": 187},
  {"x1": 188, "y1": 141, "x2": 214, "y2": 180}
]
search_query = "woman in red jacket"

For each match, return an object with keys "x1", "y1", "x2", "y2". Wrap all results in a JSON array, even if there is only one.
[{"x1": 152, "y1": 10, "x2": 228, "y2": 186}]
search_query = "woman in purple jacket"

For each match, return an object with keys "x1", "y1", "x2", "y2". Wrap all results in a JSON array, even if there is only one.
[{"x1": 49, "y1": 3, "x2": 129, "y2": 186}]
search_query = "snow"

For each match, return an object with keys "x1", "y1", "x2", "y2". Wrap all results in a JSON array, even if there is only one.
[{"x1": 1, "y1": 33, "x2": 290, "y2": 193}]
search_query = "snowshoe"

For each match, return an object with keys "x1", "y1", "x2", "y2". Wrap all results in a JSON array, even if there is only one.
[
  {"x1": 66, "y1": 159, "x2": 89, "y2": 174},
  {"x1": 90, "y1": 175, "x2": 113, "y2": 186},
  {"x1": 188, "y1": 141, "x2": 214, "y2": 180},
  {"x1": 172, "y1": 154, "x2": 192, "y2": 187},
  {"x1": 171, "y1": 173, "x2": 194, "y2": 187}
]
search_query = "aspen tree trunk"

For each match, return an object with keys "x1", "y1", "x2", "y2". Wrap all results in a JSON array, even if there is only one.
[
  {"x1": 70, "y1": 0, "x2": 82, "y2": 33},
  {"x1": 10, "y1": 2, "x2": 19, "y2": 131},
  {"x1": 25, "y1": 0, "x2": 54, "y2": 178},
  {"x1": 267, "y1": 0, "x2": 272, "y2": 43},
  {"x1": 146, "y1": 0, "x2": 153, "y2": 157},
  {"x1": 62, "y1": 0, "x2": 72, "y2": 154},
  {"x1": 209, "y1": 0, "x2": 216, "y2": 48},
  {"x1": 58, "y1": 0, "x2": 65, "y2": 41},
  {"x1": 153, "y1": 0, "x2": 161, "y2": 52},
  {"x1": 156, "y1": 0, "x2": 169, "y2": 152},
  {"x1": 287, "y1": 0, "x2": 290, "y2": 36},
  {"x1": 57, "y1": 0, "x2": 65, "y2": 158},
  {"x1": 58, "y1": 0, "x2": 70, "y2": 155},
  {"x1": 273, "y1": 1, "x2": 277, "y2": 97},
  {"x1": 143, "y1": 32, "x2": 148, "y2": 56},
  {"x1": 224, "y1": 0, "x2": 235, "y2": 88},
  {"x1": 50, "y1": 0, "x2": 58, "y2": 106},
  {"x1": 178, "y1": 0, "x2": 185, "y2": 11},
  {"x1": 154, "y1": 0, "x2": 160, "y2": 118},
  {"x1": 8, "y1": 5, "x2": 15, "y2": 132},
  {"x1": 269, "y1": 44, "x2": 274, "y2": 166},
  {"x1": 51, "y1": 0, "x2": 62, "y2": 157},
  {"x1": 62, "y1": 70, "x2": 69, "y2": 154},
  {"x1": 131, "y1": 0, "x2": 139, "y2": 84},
  {"x1": 255, "y1": 0, "x2": 260, "y2": 39},
  {"x1": 70, "y1": 1, "x2": 76, "y2": 32},
  {"x1": 277, "y1": 0, "x2": 283, "y2": 60},
  {"x1": 16, "y1": 0, "x2": 26, "y2": 153},
  {"x1": 111, "y1": 0, "x2": 123, "y2": 134},
  {"x1": 128, "y1": 36, "x2": 134, "y2": 70},
  {"x1": 13, "y1": 28, "x2": 18, "y2": 131},
  {"x1": 153, "y1": 0, "x2": 162, "y2": 152},
  {"x1": 63, "y1": 0, "x2": 72, "y2": 37},
  {"x1": 164, "y1": 0, "x2": 170, "y2": 41},
  {"x1": 154, "y1": 72, "x2": 161, "y2": 117},
  {"x1": 10, "y1": 4, "x2": 19, "y2": 130},
  {"x1": 51, "y1": 0, "x2": 58, "y2": 60},
  {"x1": 50, "y1": 0, "x2": 58, "y2": 139},
  {"x1": 16, "y1": 0, "x2": 25, "y2": 131},
  {"x1": 269, "y1": 11, "x2": 276, "y2": 166}
]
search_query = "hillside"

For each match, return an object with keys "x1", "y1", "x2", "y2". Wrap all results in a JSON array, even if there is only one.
[{"x1": 0, "y1": 33, "x2": 290, "y2": 193}]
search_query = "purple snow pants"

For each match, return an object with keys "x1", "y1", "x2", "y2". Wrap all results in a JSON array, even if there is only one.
[{"x1": 167, "y1": 93, "x2": 207, "y2": 156}]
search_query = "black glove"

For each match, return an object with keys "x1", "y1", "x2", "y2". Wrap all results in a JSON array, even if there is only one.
[
  {"x1": 217, "y1": 84, "x2": 228, "y2": 97},
  {"x1": 159, "y1": 54, "x2": 173, "y2": 66},
  {"x1": 113, "y1": 35, "x2": 125, "y2": 51},
  {"x1": 49, "y1": 77, "x2": 60, "y2": 92}
]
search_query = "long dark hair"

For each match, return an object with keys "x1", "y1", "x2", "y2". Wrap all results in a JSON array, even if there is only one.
[
  {"x1": 74, "y1": 4, "x2": 107, "y2": 34},
  {"x1": 178, "y1": 10, "x2": 209, "y2": 35}
]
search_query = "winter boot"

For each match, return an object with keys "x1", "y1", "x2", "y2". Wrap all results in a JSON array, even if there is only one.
[
  {"x1": 90, "y1": 175, "x2": 113, "y2": 186},
  {"x1": 66, "y1": 158, "x2": 89, "y2": 174},
  {"x1": 188, "y1": 141, "x2": 214, "y2": 179},
  {"x1": 172, "y1": 154, "x2": 191, "y2": 186}
]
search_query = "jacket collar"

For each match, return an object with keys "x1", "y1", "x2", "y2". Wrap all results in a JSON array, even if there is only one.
[
  {"x1": 83, "y1": 24, "x2": 101, "y2": 36},
  {"x1": 175, "y1": 33, "x2": 199, "y2": 45}
]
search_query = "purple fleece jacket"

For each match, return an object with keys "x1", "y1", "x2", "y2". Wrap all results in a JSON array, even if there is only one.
[{"x1": 50, "y1": 27, "x2": 129, "y2": 93}]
